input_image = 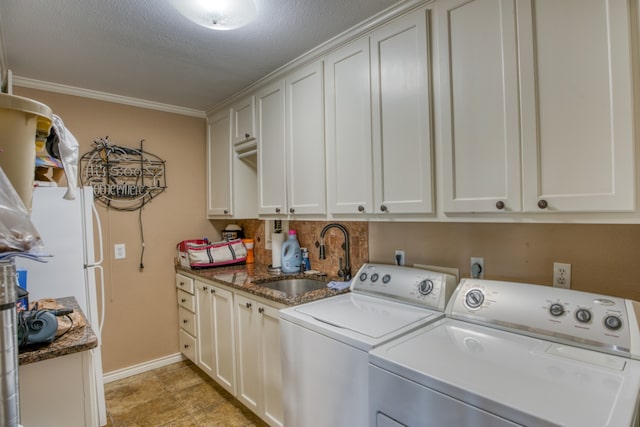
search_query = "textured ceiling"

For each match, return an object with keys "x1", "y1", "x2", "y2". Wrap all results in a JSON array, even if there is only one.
[{"x1": 0, "y1": 0, "x2": 400, "y2": 112}]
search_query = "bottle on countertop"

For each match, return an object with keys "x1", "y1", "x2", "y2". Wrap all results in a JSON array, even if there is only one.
[
  {"x1": 301, "y1": 247, "x2": 311, "y2": 272},
  {"x1": 281, "y1": 230, "x2": 301, "y2": 274}
]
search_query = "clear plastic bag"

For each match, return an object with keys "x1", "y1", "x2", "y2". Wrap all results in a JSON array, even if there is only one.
[{"x1": 0, "y1": 166, "x2": 44, "y2": 255}]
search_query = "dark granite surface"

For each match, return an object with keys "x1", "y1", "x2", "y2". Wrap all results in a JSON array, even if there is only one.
[
  {"x1": 176, "y1": 263, "x2": 350, "y2": 306},
  {"x1": 18, "y1": 296, "x2": 98, "y2": 366}
]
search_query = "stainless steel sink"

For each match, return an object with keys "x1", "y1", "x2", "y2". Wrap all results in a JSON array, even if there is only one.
[{"x1": 256, "y1": 278, "x2": 328, "y2": 296}]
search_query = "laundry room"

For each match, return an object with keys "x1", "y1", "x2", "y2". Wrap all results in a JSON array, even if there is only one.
[{"x1": 2, "y1": 0, "x2": 640, "y2": 426}]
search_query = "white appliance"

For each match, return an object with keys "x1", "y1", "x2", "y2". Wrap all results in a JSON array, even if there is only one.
[
  {"x1": 370, "y1": 278, "x2": 640, "y2": 427},
  {"x1": 16, "y1": 186, "x2": 106, "y2": 426},
  {"x1": 280, "y1": 263, "x2": 457, "y2": 427}
]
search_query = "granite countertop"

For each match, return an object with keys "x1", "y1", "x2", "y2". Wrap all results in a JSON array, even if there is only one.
[
  {"x1": 18, "y1": 296, "x2": 98, "y2": 366},
  {"x1": 176, "y1": 263, "x2": 350, "y2": 306}
]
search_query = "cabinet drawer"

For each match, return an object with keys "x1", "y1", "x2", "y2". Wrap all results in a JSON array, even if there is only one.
[
  {"x1": 179, "y1": 329, "x2": 196, "y2": 363},
  {"x1": 177, "y1": 289, "x2": 195, "y2": 312},
  {"x1": 176, "y1": 274, "x2": 195, "y2": 294},
  {"x1": 179, "y1": 307, "x2": 196, "y2": 336}
]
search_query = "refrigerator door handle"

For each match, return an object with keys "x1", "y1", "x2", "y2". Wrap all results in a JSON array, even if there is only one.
[
  {"x1": 92, "y1": 264, "x2": 105, "y2": 335},
  {"x1": 90, "y1": 203, "x2": 104, "y2": 266}
]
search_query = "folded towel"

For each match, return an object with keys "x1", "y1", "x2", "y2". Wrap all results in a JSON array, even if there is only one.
[{"x1": 327, "y1": 280, "x2": 352, "y2": 291}]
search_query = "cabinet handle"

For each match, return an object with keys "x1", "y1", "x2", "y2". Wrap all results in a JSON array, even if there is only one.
[
  {"x1": 246, "y1": 302, "x2": 252, "y2": 308},
  {"x1": 380, "y1": 205, "x2": 388, "y2": 212},
  {"x1": 245, "y1": 133, "x2": 250, "y2": 139},
  {"x1": 537, "y1": 199, "x2": 548, "y2": 209},
  {"x1": 496, "y1": 201, "x2": 505, "y2": 210},
  {"x1": 258, "y1": 307, "x2": 264, "y2": 314},
  {"x1": 181, "y1": 298, "x2": 187, "y2": 303},
  {"x1": 357, "y1": 205, "x2": 365, "y2": 212},
  {"x1": 289, "y1": 208, "x2": 295, "y2": 214},
  {"x1": 275, "y1": 208, "x2": 281, "y2": 213}
]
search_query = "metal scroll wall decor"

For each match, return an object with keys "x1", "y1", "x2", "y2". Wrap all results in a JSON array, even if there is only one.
[{"x1": 80, "y1": 137, "x2": 167, "y2": 211}]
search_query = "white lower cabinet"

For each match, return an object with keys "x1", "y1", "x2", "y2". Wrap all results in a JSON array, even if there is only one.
[
  {"x1": 235, "y1": 294, "x2": 284, "y2": 427},
  {"x1": 177, "y1": 274, "x2": 283, "y2": 427},
  {"x1": 195, "y1": 280, "x2": 237, "y2": 396}
]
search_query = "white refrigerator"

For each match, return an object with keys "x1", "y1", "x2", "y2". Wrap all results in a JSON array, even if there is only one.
[{"x1": 16, "y1": 186, "x2": 107, "y2": 426}]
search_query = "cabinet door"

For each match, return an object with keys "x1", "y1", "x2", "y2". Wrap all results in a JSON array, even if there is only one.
[
  {"x1": 257, "y1": 81, "x2": 288, "y2": 215},
  {"x1": 206, "y1": 110, "x2": 232, "y2": 216},
  {"x1": 325, "y1": 37, "x2": 374, "y2": 215},
  {"x1": 520, "y1": 0, "x2": 635, "y2": 212},
  {"x1": 285, "y1": 61, "x2": 326, "y2": 215},
  {"x1": 371, "y1": 9, "x2": 434, "y2": 214},
  {"x1": 232, "y1": 96, "x2": 256, "y2": 144},
  {"x1": 195, "y1": 282, "x2": 215, "y2": 378},
  {"x1": 260, "y1": 304, "x2": 283, "y2": 427},
  {"x1": 234, "y1": 294, "x2": 261, "y2": 413},
  {"x1": 212, "y1": 285, "x2": 236, "y2": 395},
  {"x1": 439, "y1": 0, "x2": 522, "y2": 213}
]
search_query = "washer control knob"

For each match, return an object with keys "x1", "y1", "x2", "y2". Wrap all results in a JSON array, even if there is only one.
[
  {"x1": 604, "y1": 315, "x2": 623, "y2": 331},
  {"x1": 359, "y1": 272, "x2": 368, "y2": 282},
  {"x1": 575, "y1": 308, "x2": 592, "y2": 323},
  {"x1": 371, "y1": 273, "x2": 379, "y2": 283},
  {"x1": 465, "y1": 289, "x2": 485, "y2": 309},
  {"x1": 549, "y1": 303, "x2": 565, "y2": 317},
  {"x1": 418, "y1": 279, "x2": 434, "y2": 296},
  {"x1": 382, "y1": 274, "x2": 391, "y2": 284}
]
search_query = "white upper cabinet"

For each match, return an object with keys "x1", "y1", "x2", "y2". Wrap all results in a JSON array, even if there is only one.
[
  {"x1": 207, "y1": 109, "x2": 232, "y2": 216},
  {"x1": 285, "y1": 60, "x2": 326, "y2": 215},
  {"x1": 325, "y1": 37, "x2": 374, "y2": 214},
  {"x1": 519, "y1": 0, "x2": 635, "y2": 213},
  {"x1": 439, "y1": 0, "x2": 522, "y2": 213},
  {"x1": 371, "y1": 9, "x2": 434, "y2": 214},
  {"x1": 231, "y1": 95, "x2": 256, "y2": 144},
  {"x1": 256, "y1": 81, "x2": 287, "y2": 215},
  {"x1": 440, "y1": 0, "x2": 635, "y2": 214}
]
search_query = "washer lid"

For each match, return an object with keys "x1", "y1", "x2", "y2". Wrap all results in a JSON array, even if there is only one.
[
  {"x1": 370, "y1": 319, "x2": 640, "y2": 427},
  {"x1": 295, "y1": 293, "x2": 434, "y2": 338}
]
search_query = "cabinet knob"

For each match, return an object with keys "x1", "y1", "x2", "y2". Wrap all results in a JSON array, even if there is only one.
[
  {"x1": 275, "y1": 208, "x2": 281, "y2": 213},
  {"x1": 181, "y1": 298, "x2": 187, "y2": 303},
  {"x1": 245, "y1": 133, "x2": 250, "y2": 139},
  {"x1": 211, "y1": 288, "x2": 215, "y2": 294},
  {"x1": 183, "y1": 319, "x2": 188, "y2": 324},
  {"x1": 380, "y1": 205, "x2": 388, "y2": 212},
  {"x1": 202, "y1": 285, "x2": 207, "y2": 290},
  {"x1": 246, "y1": 302, "x2": 252, "y2": 308},
  {"x1": 179, "y1": 281, "x2": 185, "y2": 287},
  {"x1": 357, "y1": 205, "x2": 365, "y2": 212},
  {"x1": 258, "y1": 307, "x2": 264, "y2": 314},
  {"x1": 537, "y1": 199, "x2": 548, "y2": 209},
  {"x1": 289, "y1": 208, "x2": 295, "y2": 214},
  {"x1": 223, "y1": 209, "x2": 229, "y2": 214},
  {"x1": 496, "y1": 201, "x2": 505, "y2": 210},
  {"x1": 184, "y1": 344, "x2": 189, "y2": 349}
]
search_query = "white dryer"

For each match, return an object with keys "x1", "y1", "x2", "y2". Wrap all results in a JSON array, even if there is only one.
[
  {"x1": 370, "y1": 278, "x2": 640, "y2": 427},
  {"x1": 280, "y1": 263, "x2": 457, "y2": 427}
]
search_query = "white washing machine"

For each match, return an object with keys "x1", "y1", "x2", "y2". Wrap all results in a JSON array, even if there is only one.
[
  {"x1": 280, "y1": 263, "x2": 458, "y2": 427},
  {"x1": 369, "y1": 278, "x2": 640, "y2": 426}
]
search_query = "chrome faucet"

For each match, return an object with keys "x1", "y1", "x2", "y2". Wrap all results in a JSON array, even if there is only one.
[{"x1": 319, "y1": 223, "x2": 351, "y2": 280}]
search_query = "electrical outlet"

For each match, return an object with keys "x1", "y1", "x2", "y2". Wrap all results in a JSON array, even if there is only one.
[
  {"x1": 553, "y1": 262, "x2": 571, "y2": 288},
  {"x1": 114, "y1": 243, "x2": 126, "y2": 260},
  {"x1": 394, "y1": 250, "x2": 405, "y2": 266},
  {"x1": 471, "y1": 257, "x2": 484, "y2": 279}
]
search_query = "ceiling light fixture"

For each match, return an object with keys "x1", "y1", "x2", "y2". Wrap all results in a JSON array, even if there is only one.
[{"x1": 171, "y1": 0, "x2": 257, "y2": 31}]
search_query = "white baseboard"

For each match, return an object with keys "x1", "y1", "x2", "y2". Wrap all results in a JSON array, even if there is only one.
[{"x1": 102, "y1": 353, "x2": 186, "y2": 384}]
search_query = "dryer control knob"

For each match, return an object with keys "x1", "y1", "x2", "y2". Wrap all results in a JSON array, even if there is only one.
[
  {"x1": 549, "y1": 303, "x2": 565, "y2": 317},
  {"x1": 418, "y1": 279, "x2": 434, "y2": 296},
  {"x1": 575, "y1": 308, "x2": 592, "y2": 323},
  {"x1": 604, "y1": 315, "x2": 623, "y2": 331},
  {"x1": 465, "y1": 289, "x2": 485, "y2": 309}
]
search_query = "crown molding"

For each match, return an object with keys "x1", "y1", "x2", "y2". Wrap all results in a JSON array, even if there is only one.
[{"x1": 12, "y1": 76, "x2": 206, "y2": 119}]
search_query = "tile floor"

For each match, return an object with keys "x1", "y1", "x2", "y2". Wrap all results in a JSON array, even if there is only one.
[{"x1": 104, "y1": 360, "x2": 268, "y2": 427}]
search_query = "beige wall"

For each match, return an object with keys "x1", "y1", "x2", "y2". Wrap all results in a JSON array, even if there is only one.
[
  {"x1": 15, "y1": 87, "x2": 219, "y2": 373},
  {"x1": 369, "y1": 222, "x2": 640, "y2": 301}
]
